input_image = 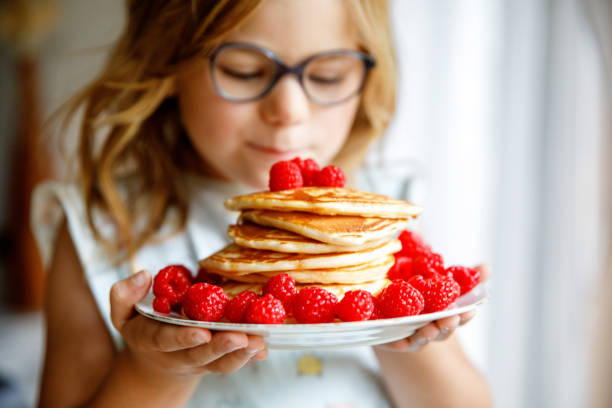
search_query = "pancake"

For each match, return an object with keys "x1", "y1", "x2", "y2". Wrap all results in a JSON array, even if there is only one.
[
  {"x1": 199, "y1": 240, "x2": 401, "y2": 274},
  {"x1": 241, "y1": 210, "x2": 409, "y2": 246},
  {"x1": 222, "y1": 278, "x2": 392, "y2": 300},
  {"x1": 224, "y1": 187, "x2": 422, "y2": 219},
  {"x1": 228, "y1": 222, "x2": 389, "y2": 254},
  {"x1": 207, "y1": 254, "x2": 394, "y2": 284}
]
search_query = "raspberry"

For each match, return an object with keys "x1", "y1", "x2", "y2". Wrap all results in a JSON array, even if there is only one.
[
  {"x1": 291, "y1": 157, "x2": 320, "y2": 186},
  {"x1": 445, "y1": 266, "x2": 480, "y2": 295},
  {"x1": 337, "y1": 290, "x2": 375, "y2": 322},
  {"x1": 153, "y1": 265, "x2": 192, "y2": 307},
  {"x1": 313, "y1": 165, "x2": 346, "y2": 187},
  {"x1": 387, "y1": 255, "x2": 413, "y2": 280},
  {"x1": 378, "y1": 279, "x2": 424, "y2": 318},
  {"x1": 406, "y1": 274, "x2": 426, "y2": 290},
  {"x1": 293, "y1": 287, "x2": 338, "y2": 323},
  {"x1": 269, "y1": 160, "x2": 304, "y2": 191},
  {"x1": 369, "y1": 296, "x2": 383, "y2": 320},
  {"x1": 182, "y1": 283, "x2": 229, "y2": 322},
  {"x1": 408, "y1": 275, "x2": 460, "y2": 313},
  {"x1": 193, "y1": 267, "x2": 224, "y2": 286},
  {"x1": 398, "y1": 230, "x2": 431, "y2": 259},
  {"x1": 262, "y1": 273, "x2": 297, "y2": 314},
  {"x1": 225, "y1": 290, "x2": 259, "y2": 323},
  {"x1": 246, "y1": 294, "x2": 286, "y2": 324},
  {"x1": 412, "y1": 252, "x2": 444, "y2": 277},
  {"x1": 153, "y1": 296, "x2": 171, "y2": 314}
]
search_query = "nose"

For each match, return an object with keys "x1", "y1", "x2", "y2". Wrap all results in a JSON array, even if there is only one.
[{"x1": 258, "y1": 75, "x2": 310, "y2": 127}]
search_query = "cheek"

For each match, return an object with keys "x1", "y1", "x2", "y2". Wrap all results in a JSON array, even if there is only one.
[
  {"x1": 179, "y1": 70, "x2": 234, "y2": 150},
  {"x1": 176, "y1": 66, "x2": 254, "y2": 177},
  {"x1": 311, "y1": 99, "x2": 360, "y2": 163}
]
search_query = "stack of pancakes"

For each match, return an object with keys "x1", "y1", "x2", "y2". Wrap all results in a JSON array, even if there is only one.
[{"x1": 199, "y1": 187, "x2": 422, "y2": 300}]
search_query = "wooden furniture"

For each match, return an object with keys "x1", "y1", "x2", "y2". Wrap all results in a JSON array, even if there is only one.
[{"x1": 1, "y1": 0, "x2": 57, "y2": 310}]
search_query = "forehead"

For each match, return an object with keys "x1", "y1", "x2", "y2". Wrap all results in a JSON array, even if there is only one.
[{"x1": 224, "y1": 0, "x2": 359, "y2": 63}]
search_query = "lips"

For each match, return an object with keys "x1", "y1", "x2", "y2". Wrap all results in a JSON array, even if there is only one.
[{"x1": 246, "y1": 142, "x2": 308, "y2": 158}]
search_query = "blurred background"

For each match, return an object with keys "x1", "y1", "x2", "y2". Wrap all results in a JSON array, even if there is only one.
[{"x1": 0, "y1": 0, "x2": 610, "y2": 407}]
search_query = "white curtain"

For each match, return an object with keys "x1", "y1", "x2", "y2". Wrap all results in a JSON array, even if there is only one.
[{"x1": 373, "y1": 1, "x2": 611, "y2": 407}]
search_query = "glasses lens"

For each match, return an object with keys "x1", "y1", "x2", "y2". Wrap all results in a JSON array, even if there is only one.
[
  {"x1": 212, "y1": 46, "x2": 276, "y2": 100},
  {"x1": 303, "y1": 53, "x2": 367, "y2": 104}
]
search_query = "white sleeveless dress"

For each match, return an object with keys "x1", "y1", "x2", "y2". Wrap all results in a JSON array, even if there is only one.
[{"x1": 31, "y1": 175, "x2": 393, "y2": 408}]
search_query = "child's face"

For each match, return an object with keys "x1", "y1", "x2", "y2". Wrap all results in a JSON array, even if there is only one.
[{"x1": 177, "y1": 0, "x2": 361, "y2": 189}]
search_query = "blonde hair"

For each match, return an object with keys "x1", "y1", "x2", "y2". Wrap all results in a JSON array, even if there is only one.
[{"x1": 63, "y1": 0, "x2": 396, "y2": 261}]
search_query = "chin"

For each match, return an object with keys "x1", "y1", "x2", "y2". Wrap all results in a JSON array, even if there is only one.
[{"x1": 237, "y1": 168, "x2": 269, "y2": 191}]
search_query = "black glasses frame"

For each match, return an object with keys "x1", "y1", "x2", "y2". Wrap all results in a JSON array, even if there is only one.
[{"x1": 209, "y1": 42, "x2": 376, "y2": 106}]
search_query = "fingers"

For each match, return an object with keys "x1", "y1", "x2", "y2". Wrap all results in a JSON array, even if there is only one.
[
  {"x1": 110, "y1": 270, "x2": 269, "y2": 377},
  {"x1": 204, "y1": 335, "x2": 266, "y2": 374},
  {"x1": 475, "y1": 263, "x2": 491, "y2": 282},
  {"x1": 434, "y1": 315, "x2": 460, "y2": 340},
  {"x1": 374, "y1": 338, "x2": 410, "y2": 352},
  {"x1": 405, "y1": 322, "x2": 439, "y2": 351},
  {"x1": 177, "y1": 331, "x2": 250, "y2": 368},
  {"x1": 408, "y1": 315, "x2": 461, "y2": 350},
  {"x1": 110, "y1": 270, "x2": 152, "y2": 332},
  {"x1": 459, "y1": 309, "x2": 477, "y2": 326},
  {"x1": 375, "y1": 315, "x2": 463, "y2": 353},
  {"x1": 123, "y1": 316, "x2": 212, "y2": 352},
  {"x1": 252, "y1": 349, "x2": 269, "y2": 361},
  {"x1": 122, "y1": 322, "x2": 267, "y2": 376}
]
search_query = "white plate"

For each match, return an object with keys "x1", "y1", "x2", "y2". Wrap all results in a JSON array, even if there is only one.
[{"x1": 135, "y1": 285, "x2": 488, "y2": 350}]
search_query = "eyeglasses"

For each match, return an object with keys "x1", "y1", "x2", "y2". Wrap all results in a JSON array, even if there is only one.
[{"x1": 209, "y1": 42, "x2": 376, "y2": 106}]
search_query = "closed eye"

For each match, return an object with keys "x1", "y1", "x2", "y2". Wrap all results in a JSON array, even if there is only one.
[
  {"x1": 221, "y1": 67, "x2": 264, "y2": 80},
  {"x1": 308, "y1": 75, "x2": 342, "y2": 85}
]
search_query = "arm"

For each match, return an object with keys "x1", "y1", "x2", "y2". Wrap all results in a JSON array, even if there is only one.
[
  {"x1": 374, "y1": 265, "x2": 492, "y2": 408},
  {"x1": 38, "y1": 220, "x2": 116, "y2": 407},
  {"x1": 38, "y1": 220, "x2": 268, "y2": 408},
  {"x1": 375, "y1": 335, "x2": 491, "y2": 408}
]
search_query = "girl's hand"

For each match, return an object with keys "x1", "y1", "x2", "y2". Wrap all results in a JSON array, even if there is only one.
[
  {"x1": 109, "y1": 270, "x2": 268, "y2": 381},
  {"x1": 374, "y1": 264, "x2": 491, "y2": 352}
]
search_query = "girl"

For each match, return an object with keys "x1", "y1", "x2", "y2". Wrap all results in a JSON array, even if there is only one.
[{"x1": 33, "y1": 0, "x2": 492, "y2": 407}]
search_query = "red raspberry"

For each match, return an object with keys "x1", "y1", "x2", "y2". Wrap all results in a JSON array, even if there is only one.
[
  {"x1": 337, "y1": 290, "x2": 375, "y2": 322},
  {"x1": 246, "y1": 294, "x2": 286, "y2": 324},
  {"x1": 182, "y1": 283, "x2": 229, "y2": 322},
  {"x1": 445, "y1": 266, "x2": 480, "y2": 295},
  {"x1": 153, "y1": 296, "x2": 171, "y2": 314},
  {"x1": 313, "y1": 165, "x2": 346, "y2": 187},
  {"x1": 293, "y1": 287, "x2": 338, "y2": 323},
  {"x1": 193, "y1": 267, "x2": 224, "y2": 286},
  {"x1": 369, "y1": 296, "x2": 383, "y2": 320},
  {"x1": 153, "y1": 265, "x2": 192, "y2": 307},
  {"x1": 291, "y1": 157, "x2": 320, "y2": 186},
  {"x1": 225, "y1": 290, "x2": 259, "y2": 323},
  {"x1": 398, "y1": 230, "x2": 431, "y2": 259},
  {"x1": 378, "y1": 279, "x2": 424, "y2": 318},
  {"x1": 269, "y1": 160, "x2": 304, "y2": 191},
  {"x1": 262, "y1": 273, "x2": 297, "y2": 314},
  {"x1": 412, "y1": 252, "x2": 444, "y2": 277},
  {"x1": 406, "y1": 274, "x2": 426, "y2": 290},
  {"x1": 387, "y1": 255, "x2": 413, "y2": 280},
  {"x1": 408, "y1": 275, "x2": 460, "y2": 313}
]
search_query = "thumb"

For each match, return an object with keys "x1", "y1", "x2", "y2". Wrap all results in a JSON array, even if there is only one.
[
  {"x1": 474, "y1": 263, "x2": 491, "y2": 282},
  {"x1": 109, "y1": 270, "x2": 152, "y2": 332}
]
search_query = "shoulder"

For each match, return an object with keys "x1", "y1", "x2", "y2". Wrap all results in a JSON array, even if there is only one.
[
  {"x1": 31, "y1": 180, "x2": 87, "y2": 270},
  {"x1": 32, "y1": 180, "x2": 129, "y2": 345},
  {"x1": 46, "y1": 218, "x2": 108, "y2": 335},
  {"x1": 31, "y1": 180, "x2": 120, "y2": 271}
]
